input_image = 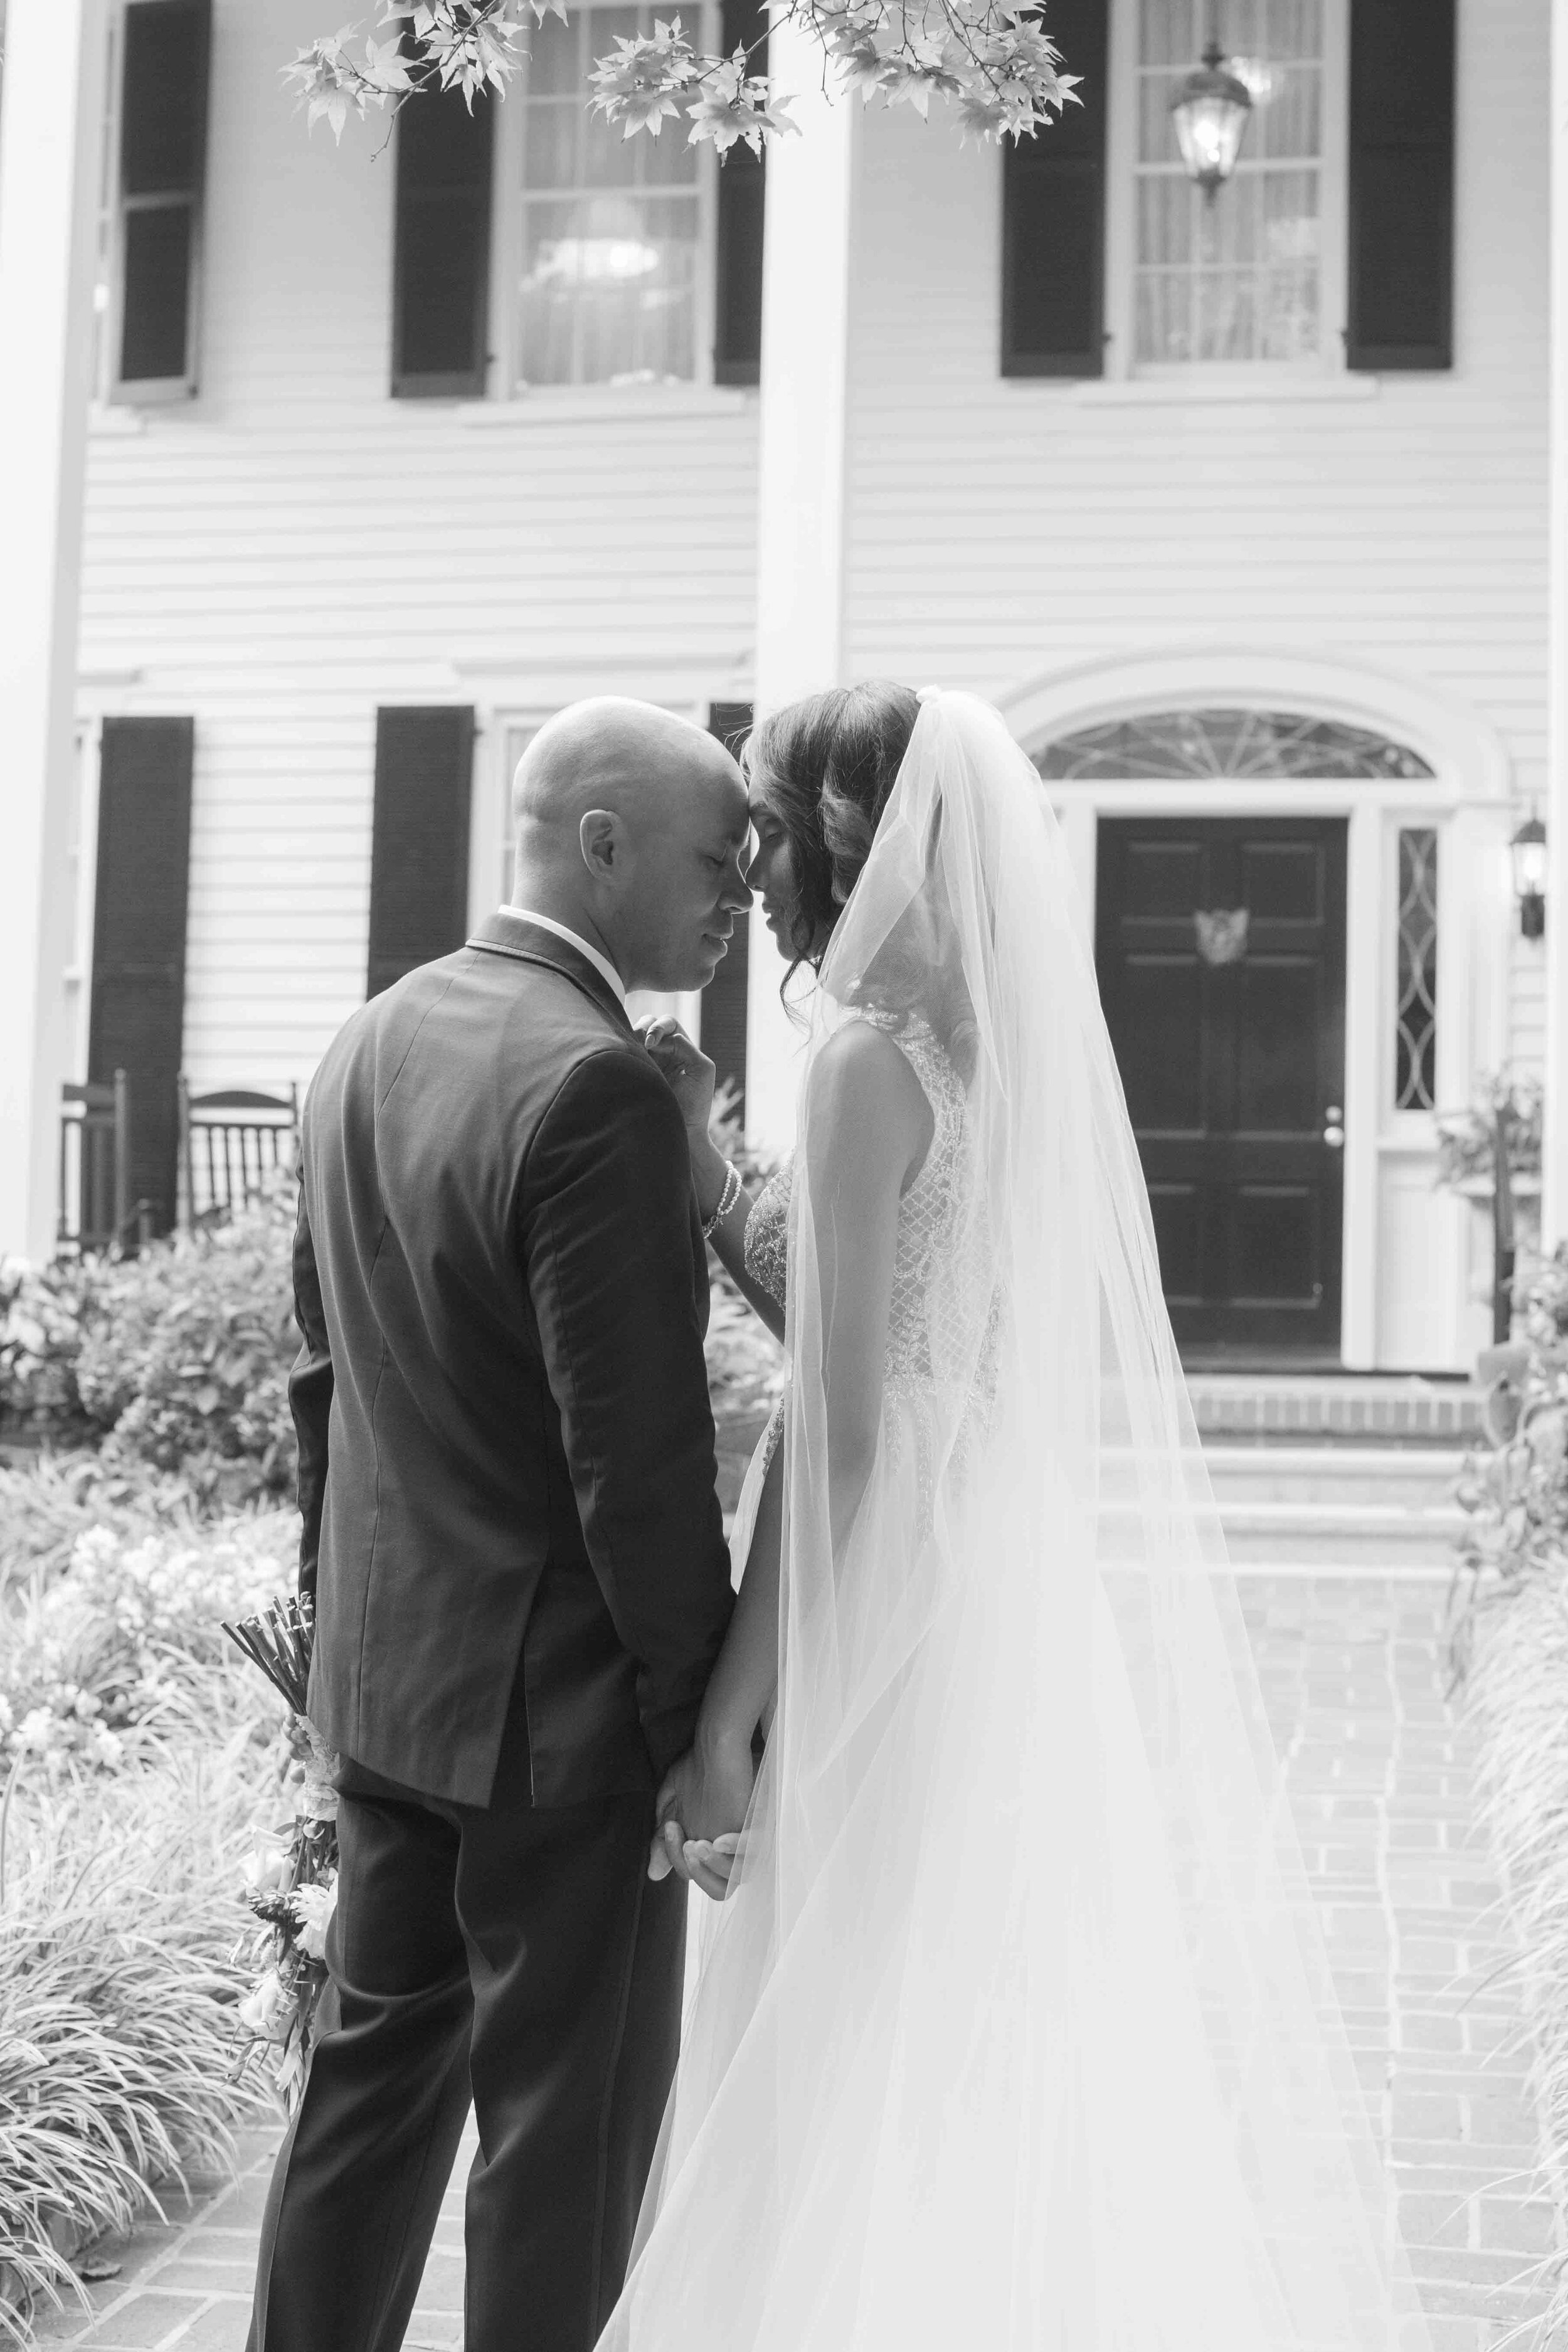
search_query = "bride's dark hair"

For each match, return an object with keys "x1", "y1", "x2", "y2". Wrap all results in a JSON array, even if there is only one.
[{"x1": 745, "y1": 681, "x2": 922, "y2": 978}]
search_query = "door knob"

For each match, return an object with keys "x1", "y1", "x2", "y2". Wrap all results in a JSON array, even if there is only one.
[{"x1": 1323, "y1": 1104, "x2": 1345, "y2": 1149}]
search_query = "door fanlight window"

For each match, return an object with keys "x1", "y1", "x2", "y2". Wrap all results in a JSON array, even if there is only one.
[{"x1": 1036, "y1": 708, "x2": 1434, "y2": 783}]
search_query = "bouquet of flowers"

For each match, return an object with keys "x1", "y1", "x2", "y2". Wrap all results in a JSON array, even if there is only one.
[{"x1": 224, "y1": 1594, "x2": 339, "y2": 2112}]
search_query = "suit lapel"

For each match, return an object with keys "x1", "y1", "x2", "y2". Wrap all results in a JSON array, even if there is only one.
[{"x1": 467, "y1": 911, "x2": 632, "y2": 1036}]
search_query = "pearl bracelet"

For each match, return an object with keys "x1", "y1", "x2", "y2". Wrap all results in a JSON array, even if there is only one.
[{"x1": 701, "y1": 1160, "x2": 743, "y2": 1242}]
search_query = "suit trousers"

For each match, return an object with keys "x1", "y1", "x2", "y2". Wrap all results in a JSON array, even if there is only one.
[{"x1": 245, "y1": 1717, "x2": 684, "y2": 2352}]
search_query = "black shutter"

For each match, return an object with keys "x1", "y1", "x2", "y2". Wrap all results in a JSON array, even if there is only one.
[
  {"x1": 117, "y1": 0, "x2": 211, "y2": 386},
  {"x1": 393, "y1": 81, "x2": 494, "y2": 397},
  {"x1": 703, "y1": 702, "x2": 753, "y2": 1108},
  {"x1": 1346, "y1": 0, "x2": 1455, "y2": 371},
  {"x1": 1000, "y1": 0, "x2": 1108, "y2": 378},
  {"x1": 90, "y1": 718, "x2": 194, "y2": 1236},
  {"x1": 713, "y1": 0, "x2": 767, "y2": 387},
  {"x1": 367, "y1": 708, "x2": 475, "y2": 997}
]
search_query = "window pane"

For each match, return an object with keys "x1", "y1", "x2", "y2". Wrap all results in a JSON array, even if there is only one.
[
  {"x1": 1394, "y1": 829, "x2": 1439, "y2": 1113},
  {"x1": 1133, "y1": 4, "x2": 1325, "y2": 368},
  {"x1": 528, "y1": 11, "x2": 581, "y2": 93},
  {"x1": 521, "y1": 193, "x2": 699, "y2": 386},
  {"x1": 119, "y1": 201, "x2": 192, "y2": 379},
  {"x1": 1138, "y1": 174, "x2": 1192, "y2": 267},
  {"x1": 524, "y1": 100, "x2": 579, "y2": 190},
  {"x1": 1140, "y1": 0, "x2": 1195, "y2": 67},
  {"x1": 516, "y1": 3, "x2": 702, "y2": 386}
]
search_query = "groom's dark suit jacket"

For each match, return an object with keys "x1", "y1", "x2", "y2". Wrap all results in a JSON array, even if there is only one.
[{"x1": 289, "y1": 911, "x2": 735, "y2": 1809}]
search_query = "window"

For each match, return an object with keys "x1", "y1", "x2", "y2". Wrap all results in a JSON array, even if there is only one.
[
  {"x1": 113, "y1": 0, "x2": 211, "y2": 397},
  {"x1": 1394, "y1": 827, "x2": 1438, "y2": 1113},
  {"x1": 511, "y1": 4, "x2": 709, "y2": 389},
  {"x1": 1000, "y1": 0, "x2": 1454, "y2": 383},
  {"x1": 1036, "y1": 709, "x2": 1434, "y2": 783},
  {"x1": 1132, "y1": 0, "x2": 1327, "y2": 368}
]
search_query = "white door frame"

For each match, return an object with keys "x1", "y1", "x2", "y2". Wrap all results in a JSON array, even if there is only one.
[{"x1": 1002, "y1": 649, "x2": 1516, "y2": 1371}]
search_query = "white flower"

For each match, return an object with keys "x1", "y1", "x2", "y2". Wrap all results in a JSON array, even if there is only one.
[
  {"x1": 90, "y1": 1726, "x2": 125, "y2": 1768},
  {"x1": 242, "y1": 1841, "x2": 290, "y2": 1896},
  {"x1": 238, "y1": 1968, "x2": 294, "y2": 2043},
  {"x1": 291, "y1": 1875, "x2": 337, "y2": 1963},
  {"x1": 17, "y1": 1708, "x2": 60, "y2": 1754}
]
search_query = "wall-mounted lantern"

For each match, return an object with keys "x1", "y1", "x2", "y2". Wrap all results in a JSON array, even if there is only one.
[
  {"x1": 1512, "y1": 811, "x2": 1547, "y2": 938},
  {"x1": 1170, "y1": 41, "x2": 1254, "y2": 196}
]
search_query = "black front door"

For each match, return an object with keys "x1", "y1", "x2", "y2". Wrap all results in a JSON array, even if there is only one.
[{"x1": 1095, "y1": 817, "x2": 1347, "y2": 1359}]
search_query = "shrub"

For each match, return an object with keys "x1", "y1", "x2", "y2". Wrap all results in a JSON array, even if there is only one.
[
  {"x1": 1449, "y1": 1243, "x2": 1568, "y2": 1680},
  {"x1": 0, "y1": 1455, "x2": 206, "y2": 1596},
  {"x1": 75, "y1": 1187, "x2": 299, "y2": 1498},
  {"x1": 0, "y1": 1184, "x2": 300, "y2": 1505},
  {"x1": 0, "y1": 1259, "x2": 95, "y2": 1443},
  {"x1": 1, "y1": 1511, "x2": 295, "y2": 1775}
]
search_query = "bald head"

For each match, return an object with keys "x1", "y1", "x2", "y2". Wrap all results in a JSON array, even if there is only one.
[
  {"x1": 514, "y1": 697, "x2": 739, "y2": 841},
  {"x1": 509, "y1": 696, "x2": 752, "y2": 996}
]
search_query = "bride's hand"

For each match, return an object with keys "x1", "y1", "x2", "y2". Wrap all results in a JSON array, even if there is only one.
[
  {"x1": 647, "y1": 1734, "x2": 755, "y2": 1900},
  {"x1": 638, "y1": 1017, "x2": 716, "y2": 1143}
]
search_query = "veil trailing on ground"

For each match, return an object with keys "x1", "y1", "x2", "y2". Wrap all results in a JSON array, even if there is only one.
[{"x1": 601, "y1": 691, "x2": 1431, "y2": 2351}]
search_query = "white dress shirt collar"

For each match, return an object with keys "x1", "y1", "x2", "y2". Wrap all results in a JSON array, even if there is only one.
[{"x1": 496, "y1": 906, "x2": 627, "y2": 1005}]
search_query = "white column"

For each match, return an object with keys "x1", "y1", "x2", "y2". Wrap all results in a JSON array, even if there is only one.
[
  {"x1": 1546, "y1": 0, "x2": 1568, "y2": 1249},
  {"x1": 744, "y1": 19, "x2": 859, "y2": 1153},
  {"x1": 0, "y1": 0, "x2": 110, "y2": 1263}
]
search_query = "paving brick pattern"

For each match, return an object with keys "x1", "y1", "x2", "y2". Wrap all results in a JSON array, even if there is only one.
[{"x1": 32, "y1": 1573, "x2": 1554, "y2": 2351}]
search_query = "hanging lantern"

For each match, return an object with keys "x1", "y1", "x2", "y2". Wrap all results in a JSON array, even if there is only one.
[
  {"x1": 1511, "y1": 812, "x2": 1547, "y2": 938},
  {"x1": 1170, "y1": 41, "x2": 1254, "y2": 196}
]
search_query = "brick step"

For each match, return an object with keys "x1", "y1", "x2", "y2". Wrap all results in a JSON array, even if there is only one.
[
  {"x1": 1217, "y1": 1500, "x2": 1464, "y2": 1571},
  {"x1": 1200, "y1": 1443, "x2": 1467, "y2": 1511},
  {"x1": 1185, "y1": 1374, "x2": 1485, "y2": 1443}
]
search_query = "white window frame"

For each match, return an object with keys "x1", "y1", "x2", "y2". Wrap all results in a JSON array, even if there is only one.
[
  {"x1": 1102, "y1": 0, "x2": 1350, "y2": 385},
  {"x1": 484, "y1": 3, "x2": 721, "y2": 405}
]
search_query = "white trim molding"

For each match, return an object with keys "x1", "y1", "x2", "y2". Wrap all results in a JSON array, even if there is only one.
[{"x1": 999, "y1": 645, "x2": 1515, "y2": 805}]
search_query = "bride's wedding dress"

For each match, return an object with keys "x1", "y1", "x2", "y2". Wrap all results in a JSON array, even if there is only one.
[{"x1": 598, "y1": 692, "x2": 1431, "y2": 2352}]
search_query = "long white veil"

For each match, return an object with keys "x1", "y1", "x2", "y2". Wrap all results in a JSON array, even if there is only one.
[{"x1": 601, "y1": 689, "x2": 1431, "y2": 2351}]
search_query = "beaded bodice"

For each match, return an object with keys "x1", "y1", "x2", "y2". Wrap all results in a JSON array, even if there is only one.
[{"x1": 743, "y1": 1013, "x2": 972, "y2": 1392}]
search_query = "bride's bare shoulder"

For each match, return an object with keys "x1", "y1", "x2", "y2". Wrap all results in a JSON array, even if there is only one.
[{"x1": 805, "y1": 1020, "x2": 930, "y2": 1167}]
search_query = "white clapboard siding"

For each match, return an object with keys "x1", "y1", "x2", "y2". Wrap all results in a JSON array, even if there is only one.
[
  {"x1": 78, "y1": 0, "x2": 1548, "y2": 1104},
  {"x1": 77, "y1": 0, "x2": 758, "y2": 1096},
  {"x1": 839, "y1": 0, "x2": 1548, "y2": 893}
]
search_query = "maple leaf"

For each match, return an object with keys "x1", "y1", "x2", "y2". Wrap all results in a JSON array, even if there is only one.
[
  {"x1": 281, "y1": 28, "x2": 387, "y2": 142},
  {"x1": 589, "y1": 16, "x2": 698, "y2": 136},
  {"x1": 684, "y1": 52, "x2": 795, "y2": 154}
]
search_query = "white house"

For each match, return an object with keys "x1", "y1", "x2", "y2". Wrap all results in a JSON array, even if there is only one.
[{"x1": 2, "y1": 0, "x2": 1565, "y2": 1375}]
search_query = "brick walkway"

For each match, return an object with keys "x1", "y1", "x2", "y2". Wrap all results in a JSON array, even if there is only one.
[{"x1": 33, "y1": 1572, "x2": 1555, "y2": 2351}]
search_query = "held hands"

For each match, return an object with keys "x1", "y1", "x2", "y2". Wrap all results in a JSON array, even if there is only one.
[
  {"x1": 647, "y1": 1731, "x2": 756, "y2": 1902},
  {"x1": 637, "y1": 1017, "x2": 716, "y2": 1142}
]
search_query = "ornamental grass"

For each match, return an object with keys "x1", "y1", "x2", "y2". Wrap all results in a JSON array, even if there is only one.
[
  {"x1": 0, "y1": 1739, "x2": 271, "y2": 2343},
  {"x1": 1448, "y1": 1241, "x2": 1568, "y2": 2331}
]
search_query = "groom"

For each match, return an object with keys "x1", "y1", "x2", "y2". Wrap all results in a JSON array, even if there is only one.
[{"x1": 246, "y1": 699, "x2": 755, "y2": 2352}]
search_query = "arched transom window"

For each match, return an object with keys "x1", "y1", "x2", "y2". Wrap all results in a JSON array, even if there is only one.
[{"x1": 1035, "y1": 708, "x2": 1435, "y2": 782}]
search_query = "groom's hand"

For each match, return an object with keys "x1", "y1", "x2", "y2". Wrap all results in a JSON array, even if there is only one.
[{"x1": 647, "y1": 1732, "x2": 756, "y2": 1901}]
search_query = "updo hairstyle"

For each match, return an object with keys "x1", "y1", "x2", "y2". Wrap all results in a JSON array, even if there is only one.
[{"x1": 746, "y1": 681, "x2": 921, "y2": 973}]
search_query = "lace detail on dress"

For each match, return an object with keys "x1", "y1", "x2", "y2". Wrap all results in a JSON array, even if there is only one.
[
  {"x1": 745, "y1": 1163, "x2": 792, "y2": 1312},
  {"x1": 741, "y1": 1013, "x2": 994, "y2": 1493}
]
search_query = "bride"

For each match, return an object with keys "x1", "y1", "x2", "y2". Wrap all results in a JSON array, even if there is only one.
[{"x1": 610, "y1": 685, "x2": 1431, "y2": 2351}]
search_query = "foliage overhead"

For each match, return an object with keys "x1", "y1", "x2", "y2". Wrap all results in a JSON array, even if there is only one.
[{"x1": 286, "y1": 0, "x2": 1078, "y2": 152}]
